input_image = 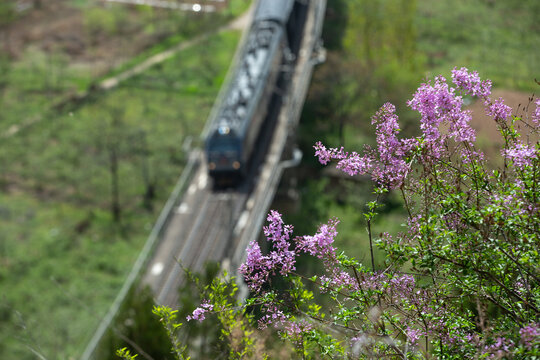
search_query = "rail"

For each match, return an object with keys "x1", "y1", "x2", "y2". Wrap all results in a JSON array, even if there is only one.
[{"x1": 80, "y1": 0, "x2": 327, "y2": 356}]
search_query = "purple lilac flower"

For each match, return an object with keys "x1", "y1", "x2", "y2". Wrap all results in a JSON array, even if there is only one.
[
  {"x1": 281, "y1": 319, "x2": 313, "y2": 346},
  {"x1": 263, "y1": 210, "x2": 296, "y2": 276},
  {"x1": 239, "y1": 211, "x2": 296, "y2": 292},
  {"x1": 404, "y1": 215, "x2": 422, "y2": 244},
  {"x1": 337, "y1": 150, "x2": 374, "y2": 177},
  {"x1": 519, "y1": 323, "x2": 540, "y2": 349},
  {"x1": 239, "y1": 241, "x2": 269, "y2": 292},
  {"x1": 443, "y1": 212, "x2": 466, "y2": 232},
  {"x1": 405, "y1": 326, "x2": 422, "y2": 346},
  {"x1": 459, "y1": 146, "x2": 485, "y2": 164},
  {"x1": 372, "y1": 103, "x2": 402, "y2": 160},
  {"x1": 487, "y1": 97, "x2": 512, "y2": 122},
  {"x1": 297, "y1": 218, "x2": 339, "y2": 259},
  {"x1": 370, "y1": 103, "x2": 413, "y2": 188},
  {"x1": 449, "y1": 108, "x2": 476, "y2": 143},
  {"x1": 407, "y1": 78, "x2": 446, "y2": 145},
  {"x1": 379, "y1": 232, "x2": 393, "y2": 246},
  {"x1": 503, "y1": 141, "x2": 537, "y2": 169},
  {"x1": 313, "y1": 142, "x2": 347, "y2": 165},
  {"x1": 314, "y1": 103, "x2": 416, "y2": 189},
  {"x1": 408, "y1": 75, "x2": 476, "y2": 147},
  {"x1": 532, "y1": 98, "x2": 540, "y2": 127},
  {"x1": 319, "y1": 268, "x2": 359, "y2": 292},
  {"x1": 258, "y1": 303, "x2": 287, "y2": 330},
  {"x1": 358, "y1": 272, "x2": 386, "y2": 292},
  {"x1": 186, "y1": 301, "x2": 213, "y2": 322},
  {"x1": 451, "y1": 67, "x2": 492, "y2": 98},
  {"x1": 389, "y1": 274, "x2": 415, "y2": 297},
  {"x1": 483, "y1": 337, "x2": 514, "y2": 359},
  {"x1": 314, "y1": 142, "x2": 374, "y2": 177}
]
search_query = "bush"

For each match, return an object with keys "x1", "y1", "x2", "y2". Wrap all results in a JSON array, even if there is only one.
[{"x1": 239, "y1": 68, "x2": 539, "y2": 358}]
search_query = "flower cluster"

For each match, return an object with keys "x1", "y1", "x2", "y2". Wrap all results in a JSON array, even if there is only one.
[
  {"x1": 405, "y1": 326, "x2": 422, "y2": 346},
  {"x1": 482, "y1": 337, "x2": 515, "y2": 359},
  {"x1": 313, "y1": 142, "x2": 373, "y2": 177},
  {"x1": 314, "y1": 68, "x2": 516, "y2": 188},
  {"x1": 519, "y1": 323, "x2": 540, "y2": 349},
  {"x1": 257, "y1": 303, "x2": 287, "y2": 330},
  {"x1": 408, "y1": 74, "x2": 476, "y2": 145},
  {"x1": 451, "y1": 67, "x2": 492, "y2": 98},
  {"x1": 238, "y1": 211, "x2": 296, "y2": 293},
  {"x1": 503, "y1": 141, "x2": 537, "y2": 169},
  {"x1": 487, "y1": 97, "x2": 512, "y2": 122},
  {"x1": 296, "y1": 218, "x2": 339, "y2": 259},
  {"x1": 532, "y1": 98, "x2": 540, "y2": 126},
  {"x1": 186, "y1": 300, "x2": 213, "y2": 322},
  {"x1": 314, "y1": 101, "x2": 420, "y2": 189}
]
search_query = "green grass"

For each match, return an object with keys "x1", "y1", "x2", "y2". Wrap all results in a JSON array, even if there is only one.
[
  {"x1": 416, "y1": 0, "x2": 540, "y2": 91},
  {"x1": 0, "y1": 48, "x2": 94, "y2": 130},
  {"x1": 0, "y1": 29, "x2": 241, "y2": 359},
  {"x1": 0, "y1": 194, "x2": 142, "y2": 359}
]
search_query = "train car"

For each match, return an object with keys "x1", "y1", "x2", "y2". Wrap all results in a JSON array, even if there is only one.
[{"x1": 205, "y1": 0, "x2": 306, "y2": 185}]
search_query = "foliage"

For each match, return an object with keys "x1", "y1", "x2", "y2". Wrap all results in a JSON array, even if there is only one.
[
  {"x1": 0, "y1": 1, "x2": 16, "y2": 26},
  {"x1": 98, "y1": 287, "x2": 171, "y2": 360},
  {"x1": 116, "y1": 347, "x2": 138, "y2": 360},
  {"x1": 189, "y1": 69, "x2": 538, "y2": 358},
  {"x1": 117, "y1": 273, "x2": 269, "y2": 359},
  {"x1": 152, "y1": 305, "x2": 190, "y2": 360}
]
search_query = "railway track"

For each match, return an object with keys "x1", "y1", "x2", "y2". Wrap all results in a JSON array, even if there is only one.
[{"x1": 144, "y1": 157, "x2": 251, "y2": 307}]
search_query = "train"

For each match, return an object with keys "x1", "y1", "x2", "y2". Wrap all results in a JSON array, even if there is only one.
[{"x1": 204, "y1": 0, "x2": 308, "y2": 186}]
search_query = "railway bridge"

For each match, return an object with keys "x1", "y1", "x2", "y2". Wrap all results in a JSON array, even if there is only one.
[{"x1": 82, "y1": 0, "x2": 326, "y2": 357}]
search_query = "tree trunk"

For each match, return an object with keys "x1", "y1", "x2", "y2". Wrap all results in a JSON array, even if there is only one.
[{"x1": 109, "y1": 145, "x2": 121, "y2": 223}]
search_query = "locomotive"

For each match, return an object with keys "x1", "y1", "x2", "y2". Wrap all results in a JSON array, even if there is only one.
[{"x1": 204, "y1": 0, "x2": 308, "y2": 185}]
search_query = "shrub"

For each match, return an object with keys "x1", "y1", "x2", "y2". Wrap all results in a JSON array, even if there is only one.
[{"x1": 239, "y1": 68, "x2": 539, "y2": 358}]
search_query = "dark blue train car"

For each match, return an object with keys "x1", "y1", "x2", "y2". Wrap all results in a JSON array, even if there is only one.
[{"x1": 205, "y1": 0, "x2": 299, "y2": 185}]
